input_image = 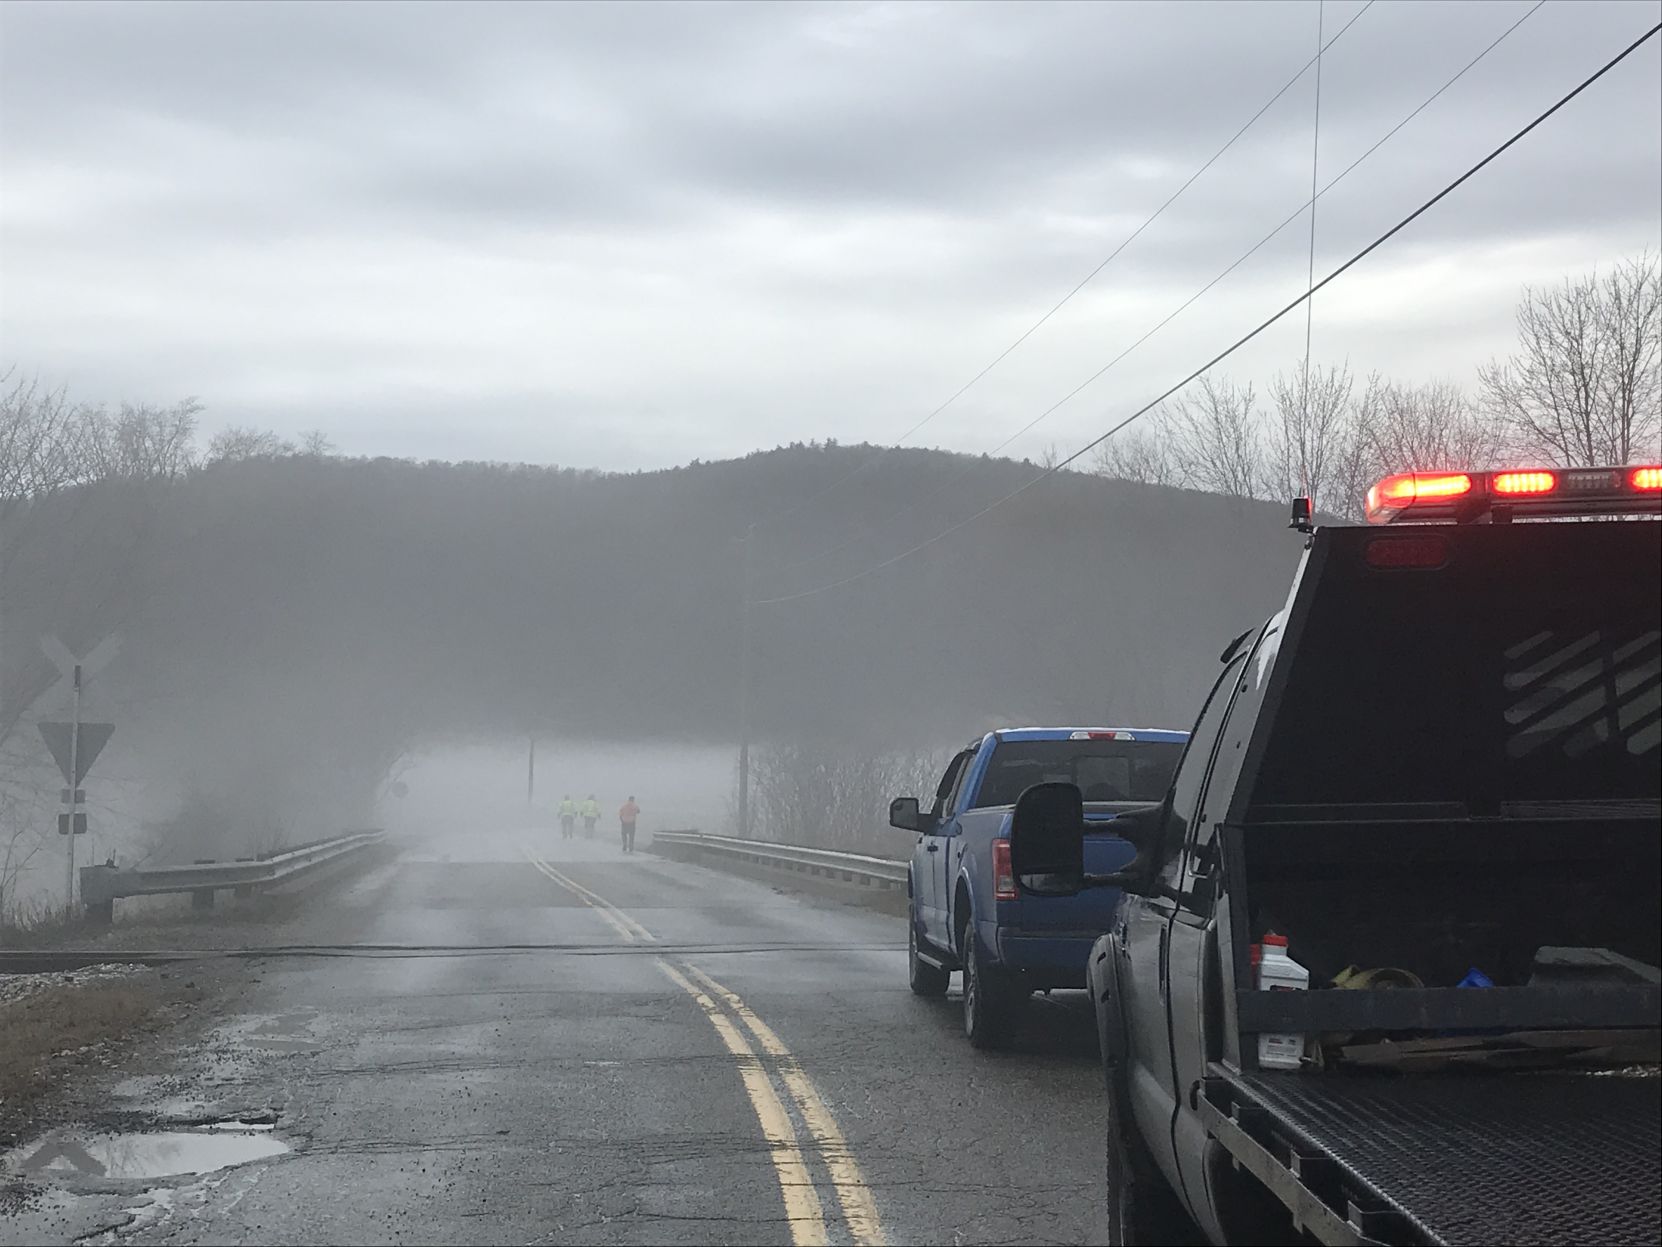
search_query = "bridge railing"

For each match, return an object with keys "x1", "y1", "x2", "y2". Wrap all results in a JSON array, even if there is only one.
[
  {"x1": 78, "y1": 829, "x2": 387, "y2": 925},
  {"x1": 650, "y1": 830, "x2": 907, "y2": 891}
]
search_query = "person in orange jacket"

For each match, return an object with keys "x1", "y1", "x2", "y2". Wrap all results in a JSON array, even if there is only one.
[{"x1": 618, "y1": 796, "x2": 640, "y2": 854}]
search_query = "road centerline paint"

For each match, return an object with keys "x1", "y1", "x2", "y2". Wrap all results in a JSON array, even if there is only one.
[
  {"x1": 685, "y1": 964, "x2": 889, "y2": 1247},
  {"x1": 655, "y1": 960, "x2": 829, "y2": 1247},
  {"x1": 523, "y1": 847, "x2": 888, "y2": 1246}
]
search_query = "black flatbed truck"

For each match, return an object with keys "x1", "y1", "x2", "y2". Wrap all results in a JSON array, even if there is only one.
[{"x1": 1010, "y1": 466, "x2": 1662, "y2": 1246}]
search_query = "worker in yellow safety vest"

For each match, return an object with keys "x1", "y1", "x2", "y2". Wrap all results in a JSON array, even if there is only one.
[
  {"x1": 581, "y1": 795, "x2": 601, "y2": 839},
  {"x1": 558, "y1": 795, "x2": 577, "y2": 839}
]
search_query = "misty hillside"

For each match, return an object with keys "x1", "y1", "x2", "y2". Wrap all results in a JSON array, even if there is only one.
[{"x1": 4, "y1": 444, "x2": 1303, "y2": 840}]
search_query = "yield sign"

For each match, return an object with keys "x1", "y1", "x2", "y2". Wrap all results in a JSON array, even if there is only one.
[{"x1": 37, "y1": 722, "x2": 115, "y2": 787}]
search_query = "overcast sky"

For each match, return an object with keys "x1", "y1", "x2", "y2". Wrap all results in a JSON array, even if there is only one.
[{"x1": 2, "y1": 0, "x2": 1658, "y2": 470}]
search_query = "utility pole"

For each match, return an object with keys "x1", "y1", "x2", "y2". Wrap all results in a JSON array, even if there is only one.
[
  {"x1": 738, "y1": 524, "x2": 755, "y2": 840},
  {"x1": 527, "y1": 734, "x2": 536, "y2": 805}
]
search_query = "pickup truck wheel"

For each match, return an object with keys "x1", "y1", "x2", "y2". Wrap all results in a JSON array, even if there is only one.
[
  {"x1": 1105, "y1": 1054, "x2": 1194, "y2": 1245},
  {"x1": 908, "y1": 920, "x2": 949, "y2": 997},
  {"x1": 961, "y1": 925, "x2": 1024, "y2": 1049}
]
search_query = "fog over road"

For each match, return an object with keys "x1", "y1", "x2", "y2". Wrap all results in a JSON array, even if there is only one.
[{"x1": 5, "y1": 831, "x2": 1110, "y2": 1246}]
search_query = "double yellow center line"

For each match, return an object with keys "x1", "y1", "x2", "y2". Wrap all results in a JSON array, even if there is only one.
[{"x1": 524, "y1": 850, "x2": 887, "y2": 1247}]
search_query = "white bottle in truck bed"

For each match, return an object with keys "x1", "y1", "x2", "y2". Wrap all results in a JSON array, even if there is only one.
[{"x1": 1254, "y1": 933, "x2": 1309, "y2": 1070}]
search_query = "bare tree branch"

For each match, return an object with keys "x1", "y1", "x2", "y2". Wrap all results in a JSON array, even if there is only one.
[
  {"x1": 1480, "y1": 253, "x2": 1661, "y2": 465},
  {"x1": 1165, "y1": 376, "x2": 1264, "y2": 499}
]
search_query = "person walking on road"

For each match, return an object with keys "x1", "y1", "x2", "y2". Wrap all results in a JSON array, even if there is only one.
[
  {"x1": 558, "y1": 795, "x2": 577, "y2": 840},
  {"x1": 581, "y1": 795, "x2": 601, "y2": 840},
  {"x1": 618, "y1": 796, "x2": 640, "y2": 854}
]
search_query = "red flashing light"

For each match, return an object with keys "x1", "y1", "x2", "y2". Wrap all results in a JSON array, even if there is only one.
[
  {"x1": 1365, "y1": 472, "x2": 1473, "y2": 523},
  {"x1": 992, "y1": 839, "x2": 1016, "y2": 901},
  {"x1": 1365, "y1": 463, "x2": 1661, "y2": 523},
  {"x1": 1492, "y1": 470, "x2": 1557, "y2": 496}
]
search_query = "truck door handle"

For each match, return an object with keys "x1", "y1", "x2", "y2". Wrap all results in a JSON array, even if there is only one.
[
  {"x1": 925, "y1": 844, "x2": 940, "y2": 852},
  {"x1": 1158, "y1": 926, "x2": 1170, "y2": 1001}
]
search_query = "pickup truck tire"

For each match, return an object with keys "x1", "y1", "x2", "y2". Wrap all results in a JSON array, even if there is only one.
[
  {"x1": 908, "y1": 920, "x2": 949, "y2": 997},
  {"x1": 961, "y1": 924, "x2": 1025, "y2": 1049}
]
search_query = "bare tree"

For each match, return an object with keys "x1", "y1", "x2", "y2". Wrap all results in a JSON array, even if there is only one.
[
  {"x1": 1312, "y1": 373, "x2": 1386, "y2": 523},
  {"x1": 1369, "y1": 378, "x2": 1503, "y2": 475},
  {"x1": 1090, "y1": 417, "x2": 1177, "y2": 486},
  {"x1": 296, "y1": 429, "x2": 336, "y2": 458},
  {"x1": 208, "y1": 425, "x2": 294, "y2": 462},
  {"x1": 1265, "y1": 363, "x2": 1355, "y2": 513},
  {"x1": 745, "y1": 740, "x2": 943, "y2": 857},
  {"x1": 2, "y1": 374, "x2": 208, "y2": 923},
  {"x1": 1165, "y1": 376, "x2": 1264, "y2": 499},
  {"x1": 1480, "y1": 253, "x2": 1661, "y2": 465},
  {"x1": 1, "y1": 373, "x2": 81, "y2": 505},
  {"x1": 75, "y1": 400, "x2": 201, "y2": 480}
]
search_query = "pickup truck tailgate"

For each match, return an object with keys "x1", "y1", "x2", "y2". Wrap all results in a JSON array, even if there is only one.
[{"x1": 1205, "y1": 1066, "x2": 1660, "y2": 1245}]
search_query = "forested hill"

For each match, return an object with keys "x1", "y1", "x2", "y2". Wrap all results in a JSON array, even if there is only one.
[{"x1": 7, "y1": 444, "x2": 1302, "y2": 818}]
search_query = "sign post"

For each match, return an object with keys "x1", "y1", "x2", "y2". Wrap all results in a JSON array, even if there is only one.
[
  {"x1": 38, "y1": 633, "x2": 120, "y2": 920},
  {"x1": 65, "y1": 664, "x2": 80, "y2": 920}
]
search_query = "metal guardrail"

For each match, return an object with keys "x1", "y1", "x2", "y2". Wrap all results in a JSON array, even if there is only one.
[
  {"x1": 651, "y1": 830, "x2": 907, "y2": 891},
  {"x1": 78, "y1": 829, "x2": 387, "y2": 925}
]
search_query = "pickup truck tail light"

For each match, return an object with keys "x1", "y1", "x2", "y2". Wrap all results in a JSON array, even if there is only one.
[{"x1": 992, "y1": 839, "x2": 1017, "y2": 901}]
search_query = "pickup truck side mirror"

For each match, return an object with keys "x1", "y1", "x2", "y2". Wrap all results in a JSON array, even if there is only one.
[
  {"x1": 1008, "y1": 783, "x2": 1170, "y2": 897},
  {"x1": 889, "y1": 797, "x2": 924, "y2": 832},
  {"x1": 1009, "y1": 782, "x2": 1088, "y2": 894}
]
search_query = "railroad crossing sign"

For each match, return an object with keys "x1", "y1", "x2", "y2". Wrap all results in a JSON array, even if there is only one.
[
  {"x1": 38, "y1": 722, "x2": 115, "y2": 787},
  {"x1": 38, "y1": 633, "x2": 122, "y2": 709}
]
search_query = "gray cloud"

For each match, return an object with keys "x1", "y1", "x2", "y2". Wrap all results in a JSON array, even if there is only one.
[{"x1": 2, "y1": 0, "x2": 1657, "y2": 470}]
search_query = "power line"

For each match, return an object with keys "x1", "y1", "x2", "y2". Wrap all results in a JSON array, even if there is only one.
[
  {"x1": 761, "y1": 0, "x2": 1547, "y2": 591},
  {"x1": 753, "y1": 16, "x2": 1659, "y2": 608},
  {"x1": 748, "y1": 0, "x2": 1378, "y2": 534}
]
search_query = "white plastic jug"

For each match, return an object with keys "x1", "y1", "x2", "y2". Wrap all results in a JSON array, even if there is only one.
[{"x1": 1254, "y1": 933, "x2": 1309, "y2": 1070}]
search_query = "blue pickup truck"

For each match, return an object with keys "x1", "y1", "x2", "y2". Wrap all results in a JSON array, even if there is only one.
[{"x1": 889, "y1": 726, "x2": 1187, "y2": 1048}]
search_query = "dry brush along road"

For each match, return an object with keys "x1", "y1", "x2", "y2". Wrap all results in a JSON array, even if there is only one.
[{"x1": 1, "y1": 829, "x2": 1111, "y2": 1246}]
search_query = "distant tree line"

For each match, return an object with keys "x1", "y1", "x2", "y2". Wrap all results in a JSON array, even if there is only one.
[{"x1": 1091, "y1": 254, "x2": 1660, "y2": 519}]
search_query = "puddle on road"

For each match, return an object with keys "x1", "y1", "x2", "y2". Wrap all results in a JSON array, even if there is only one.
[{"x1": 8, "y1": 1129, "x2": 289, "y2": 1181}]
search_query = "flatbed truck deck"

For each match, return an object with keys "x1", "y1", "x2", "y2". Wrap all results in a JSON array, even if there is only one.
[{"x1": 1201, "y1": 1065, "x2": 1660, "y2": 1246}]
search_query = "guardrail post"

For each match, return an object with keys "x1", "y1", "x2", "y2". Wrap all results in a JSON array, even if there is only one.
[
  {"x1": 191, "y1": 861, "x2": 215, "y2": 909},
  {"x1": 80, "y1": 864, "x2": 119, "y2": 927}
]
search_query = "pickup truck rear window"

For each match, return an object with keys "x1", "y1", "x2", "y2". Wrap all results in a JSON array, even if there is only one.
[{"x1": 972, "y1": 740, "x2": 1183, "y2": 808}]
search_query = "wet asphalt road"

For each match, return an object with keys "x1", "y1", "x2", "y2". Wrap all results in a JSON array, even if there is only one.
[{"x1": 5, "y1": 829, "x2": 1110, "y2": 1246}]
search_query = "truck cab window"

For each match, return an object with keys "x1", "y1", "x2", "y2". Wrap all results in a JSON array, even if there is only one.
[
  {"x1": 1180, "y1": 624, "x2": 1279, "y2": 906},
  {"x1": 1161, "y1": 652, "x2": 1250, "y2": 881},
  {"x1": 930, "y1": 749, "x2": 974, "y2": 822}
]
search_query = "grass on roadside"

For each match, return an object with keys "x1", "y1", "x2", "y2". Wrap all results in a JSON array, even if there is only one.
[{"x1": 0, "y1": 981, "x2": 163, "y2": 1141}]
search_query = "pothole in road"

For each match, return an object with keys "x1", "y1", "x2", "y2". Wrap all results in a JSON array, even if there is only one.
[{"x1": 7, "y1": 1123, "x2": 289, "y2": 1181}]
